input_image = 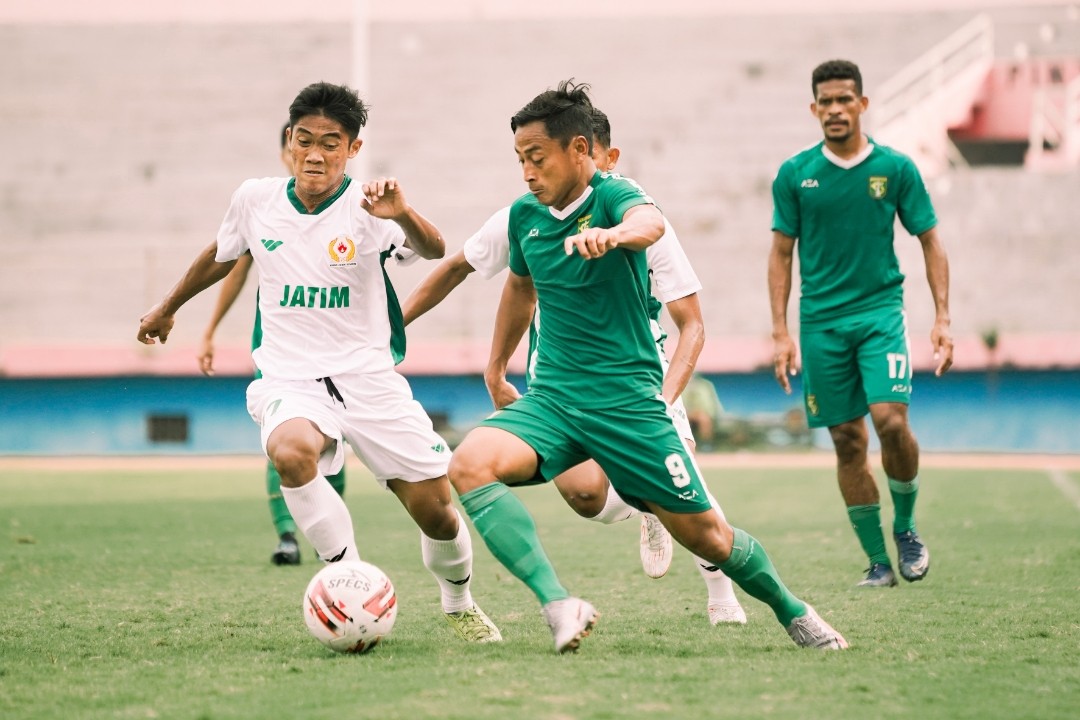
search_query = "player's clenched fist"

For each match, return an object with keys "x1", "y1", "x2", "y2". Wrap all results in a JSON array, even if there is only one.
[
  {"x1": 137, "y1": 304, "x2": 174, "y2": 345},
  {"x1": 564, "y1": 227, "x2": 618, "y2": 259}
]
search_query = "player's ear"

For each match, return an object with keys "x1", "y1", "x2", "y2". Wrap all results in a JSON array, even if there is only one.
[
  {"x1": 810, "y1": 101, "x2": 818, "y2": 117},
  {"x1": 607, "y1": 147, "x2": 621, "y2": 169},
  {"x1": 860, "y1": 95, "x2": 869, "y2": 111},
  {"x1": 348, "y1": 138, "x2": 363, "y2": 158},
  {"x1": 572, "y1": 134, "x2": 590, "y2": 158}
]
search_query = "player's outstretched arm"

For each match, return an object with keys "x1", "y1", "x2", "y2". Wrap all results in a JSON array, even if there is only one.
[
  {"x1": 360, "y1": 176, "x2": 445, "y2": 259},
  {"x1": 137, "y1": 242, "x2": 237, "y2": 345},
  {"x1": 563, "y1": 204, "x2": 665, "y2": 259},
  {"x1": 198, "y1": 253, "x2": 253, "y2": 375},
  {"x1": 918, "y1": 227, "x2": 954, "y2": 376},
  {"x1": 768, "y1": 231, "x2": 799, "y2": 394},
  {"x1": 484, "y1": 271, "x2": 536, "y2": 409},
  {"x1": 402, "y1": 250, "x2": 476, "y2": 326},
  {"x1": 662, "y1": 293, "x2": 705, "y2": 405}
]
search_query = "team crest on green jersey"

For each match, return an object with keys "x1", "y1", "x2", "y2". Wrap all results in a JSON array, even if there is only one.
[
  {"x1": 807, "y1": 394, "x2": 819, "y2": 416},
  {"x1": 327, "y1": 236, "x2": 358, "y2": 267},
  {"x1": 576, "y1": 214, "x2": 593, "y2": 233},
  {"x1": 868, "y1": 176, "x2": 888, "y2": 200}
]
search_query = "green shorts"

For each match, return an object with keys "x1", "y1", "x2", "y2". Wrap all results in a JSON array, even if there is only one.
[
  {"x1": 800, "y1": 309, "x2": 913, "y2": 428},
  {"x1": 480, "y1": 392, "x2": 712, "y2": 514}
]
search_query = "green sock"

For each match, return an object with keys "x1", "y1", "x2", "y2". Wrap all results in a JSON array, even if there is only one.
[
  {"x1": 266, "y1": 462, "x2": 297, "y2": 537},
  {"x1": 889, "y1": 476, "x2": 919, "y2": 534},
  {"x1": 460, "y1": 483, "x2": 569, "y2": 605},
  {"x1": 326, "y1": 468, "x2": 346, "y2": 498},
  {"x1": 847, "y1": 504, "x2": 890, "y2": 567},
  {"x1": 719, "y1": 528, "x2": 807, "y2": 626}
]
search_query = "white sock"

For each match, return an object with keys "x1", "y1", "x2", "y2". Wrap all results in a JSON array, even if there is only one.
[
  {"x1": 589, "y1": 485, "x2": 640, "y2": 524},
  {"x1": 694, "y1": 554, "x2": 740, "y2": 606},
  {"x1": 420, "y1": 507, "x2": 474, "y2": 613},
  {"x1": 281, "y1": 475, "x2": 360, "y2": 563}
]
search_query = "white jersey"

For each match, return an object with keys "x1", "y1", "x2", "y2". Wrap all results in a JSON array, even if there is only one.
[
  {"x1": 216, "y1": 176, "x2": 414, "y2": 380},
  {"x1": 464, "y1": 207, "x2": 702, "y2": 344}
]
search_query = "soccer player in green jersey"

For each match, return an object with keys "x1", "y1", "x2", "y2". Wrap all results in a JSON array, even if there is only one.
[
  {"x1": 404, "y1": 108, "x2": 747, "y2": 625},
  {"x1": 198, "y1": 122, "x2": 346, "y2": 567},
  {"x1": 449, "y1": 79, "x2": 848, "y2": 653},
  {"x1": 768, "y1": 60, "x2": 954, "y2": 588}
]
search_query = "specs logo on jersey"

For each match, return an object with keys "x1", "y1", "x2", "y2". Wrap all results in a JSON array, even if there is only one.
[
  {"x1": 868, "y1": 176, "x2": 888, "y2": 199},
  {"x1": 527, "y1": 228, "x2": 539, "y2": 238},
  {"x1": 260, "y1": 238, "x2": 284, "y2": 252},
  {"x1": 328, "y1": 236, "x2": 358, "y2": 268},
  {"x1": 576, "y1": 214, "x2": 593, "y2": 233},
  {"x1": 800, "y1": 178, "x2": 819, "y2": 188}
]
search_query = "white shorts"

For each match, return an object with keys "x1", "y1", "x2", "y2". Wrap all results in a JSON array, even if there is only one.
[
  {"x1": 668, "y1": 397, "x2": 694, "y2": 443},
  {"x1": 246, "y1": 369, "x2": 451, "y2": 487}
]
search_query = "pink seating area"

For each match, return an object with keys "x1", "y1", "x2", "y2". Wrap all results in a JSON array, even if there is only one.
[{"x1": 1, "y1": 8, "x2": 1077, "y2": 379}]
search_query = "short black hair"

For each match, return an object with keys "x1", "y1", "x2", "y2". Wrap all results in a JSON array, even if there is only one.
[
  {"x1": 288, "y1": 82, "x2": 369, "y2": 141},
  {"x1": 280, "y1": 121, "x2": 290, "y2": 149},
  {"x1": 511, "y1": 79, "x2": 594, "y2": 152},
  {"x1": 591, "y1": 108, "x2": 611, "y2": 150},
  {"x1": 811, "y1": 59, "x2": 863, "y2": 97}
]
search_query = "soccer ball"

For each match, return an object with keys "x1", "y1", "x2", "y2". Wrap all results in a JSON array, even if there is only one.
[{"x1": 302, "y1": 560, "x2": 398, "y2": 653}]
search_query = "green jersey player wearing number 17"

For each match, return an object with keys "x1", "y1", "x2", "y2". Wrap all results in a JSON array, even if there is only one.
[
  {"x1": 769, "y1": 60, "x2": 954, "y2": 588},
  {"x1": 449, "y1": 79, "x2": 847, "y2": 653},
  {"x1": 136, "y1": 82, "x2": 500, "y2": 643}
]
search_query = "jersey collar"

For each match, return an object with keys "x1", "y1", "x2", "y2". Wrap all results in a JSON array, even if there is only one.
[
  {"x1": 821, "y1": 140, "x2": 875, "y2": 170},
  {"x1": 286, "y1": 175, "x2": 352, "y2": 215},
  {"x1": 546, "y1": 171, "x2": 599, "y2": 221}
]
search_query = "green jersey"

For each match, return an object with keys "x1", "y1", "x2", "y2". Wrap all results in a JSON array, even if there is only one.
[
  {"x1": 771, "y1": 140, "x2": 937, "y2": 329},
  {"x1": 508, "y1": 171, "x2": 659, "y2": 409}
]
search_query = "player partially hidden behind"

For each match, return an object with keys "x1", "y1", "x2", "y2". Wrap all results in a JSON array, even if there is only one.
[
  {"x1": 448, "y1": 79, "x2": 847, "y2": 653},
  {"x1": 403, "y1": 107, "x2": 746, "y2": 626},
  {"x1": 138, "y1": 82, "x2": 501, "y2": 643},
  {"x1": 768, "y1": 59, "x2": 953, "y2": 588},
  {"x1": 198, "y1": 122, "x2": 347, "y2": 567}
]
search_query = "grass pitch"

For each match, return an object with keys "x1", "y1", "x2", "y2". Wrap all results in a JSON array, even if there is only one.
[{"x1": 1, "y1": 459, "x2": 1078, "y2": 720}]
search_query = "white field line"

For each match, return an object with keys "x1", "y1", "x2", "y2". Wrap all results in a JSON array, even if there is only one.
[{"x1": 1047, "y1": 468, "x2": 1080, "y2": 512}]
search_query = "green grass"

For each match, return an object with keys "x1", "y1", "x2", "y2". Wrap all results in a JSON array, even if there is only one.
[{"x1": 1, "y1": 462, "x2": 1078, "y2": 720}]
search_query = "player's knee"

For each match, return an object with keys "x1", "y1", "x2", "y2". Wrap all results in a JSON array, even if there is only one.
[
  {"x1": 447, "y1": 445, "x2": 495, "y2": 493},
  {"x1": 269, "y1": 442, "x2": 319, "y2": 487},
  {"x1": 564, "y1": 491, "x2": 603, "y2": 518},
  {"x1": 829, "y1": 422, "x2": 868, "y2": 461},
  {"x1": 874, "y1": 411, "x2": 911, "y2": 446}
]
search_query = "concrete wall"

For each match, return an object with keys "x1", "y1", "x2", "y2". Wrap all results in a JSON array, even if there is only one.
[{"x1": 1, "y1": 8, "x2": 1077, "y2": 377}]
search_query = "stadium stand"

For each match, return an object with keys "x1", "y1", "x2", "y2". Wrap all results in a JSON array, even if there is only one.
[{"x1": 0, "y1": 6, "x2": 1077, "y2": 377}]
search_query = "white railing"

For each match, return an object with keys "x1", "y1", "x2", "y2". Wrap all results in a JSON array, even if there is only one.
[
  {"x1": 874, "y1": 13, "x2": 995, "y2": 131},
  {"x1": 1028, "y1": 74, "x2": 1080, "y2": 166}
]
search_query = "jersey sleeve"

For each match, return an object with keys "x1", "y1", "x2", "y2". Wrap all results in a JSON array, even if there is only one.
[
  {"x1": 215, "y1": 179, "x2": 257, "y2": 262},
  {"x1": 896, "y1": 156, "x2": 937, "y2": 236},
  {"x1": 770, "y1": 160, "x2": 800, "y2": 239},
  {"x1": 359, "y1": 207, "x2": 411, "y2": 264},
  {"x1": 601, "y1": 173, "x2": 656, "y2": 222},
  {"x1": 463, "y1": 206, "x2": 512, "y2": 279},
  {"x1": 645, "y1": 219, "x2": 702, "y2": 303}
]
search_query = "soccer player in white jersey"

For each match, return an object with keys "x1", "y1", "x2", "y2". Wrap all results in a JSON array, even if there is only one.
[
  {"x1": 403, "y1": 108, "x2": 747, "y2": 626},
  {"x1": 137, "y1": 82, "x2": 501, "y2": 643},
  {"x1": 198, "y1": 121, "x2": 348, "y2": 568}
]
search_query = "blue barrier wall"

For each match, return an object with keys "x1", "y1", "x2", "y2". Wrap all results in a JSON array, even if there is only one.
[{"x1": 0, "y1": 370, "x2": 1077, "y2": 455}]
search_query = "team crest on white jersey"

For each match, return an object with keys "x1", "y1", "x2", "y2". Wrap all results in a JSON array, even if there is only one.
[
  {"x1": 328, "y1": 237, "x2": 358, "y2": 267},
  {"x1": 868, "y1": 176, "x2": 888, "y2": 199}
]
